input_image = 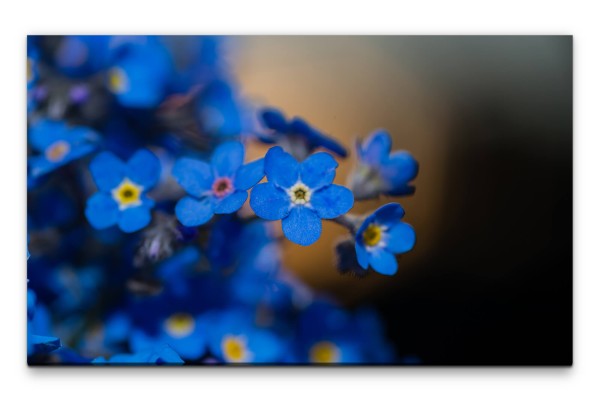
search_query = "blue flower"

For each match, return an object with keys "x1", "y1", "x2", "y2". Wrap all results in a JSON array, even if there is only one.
[
  {"x1": 294, "y1": 301, "x2": 395, "y2": 364},
  {"x1": 250, "y1": 146, "x2": 354, "y2": 246},
  {"x1": 259, "y1": 107, "x2": 347, "y2": 159},
  {"x1": 130, "y1": 311, "x2": 208, "y2": 361},
  {"x1": 107, "y1": 38, "x2": 173, "y2": 108},
  {"x1": 350, "y1": 130, "x2": 418, "y2": 199},
  {"x1": 355, "y1": 203, "x2": 416, "y2": 276},
  {"x1": 85, "y1": 149, "x2": 161, "y2": 233},
  {"x1": 92, "y1": 344, "x2": 184, "y2": 365},
  {"x1": 203, "y1": 308, "x2": 286, "y2": 364},
  {"x1": 195, "y1": 80, "x2": 247, "y2": 137},
  {"x1": 27, "y1": 289, "x2": 61, "y2": 358},
  {"x1": 28, "y1": 119, "x2": 99, "y2": 177},
  {"x1": 53, "y1": 36, "x2": 112, "y2": 78},
  {"x1": 173, "y1": 141, "x2": 264, "y2": 227}
]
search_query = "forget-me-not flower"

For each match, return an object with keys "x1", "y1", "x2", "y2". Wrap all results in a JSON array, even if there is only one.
[
  {"x1": 172, "y1": 141, "x2": 264, "y2": 227},
  {"x1": 85, "y1": 149, "x2": 161, "y2": 233},
  {"x1": 349, "y1": 130, "x2": 418, "y2": 200},
  {"x1": 28, "y1": 119, "x2": 99, "y2": 178},
  {"x1": 203, "y1": 308, "x2": 286, "y2": 364},
  {"x1": 259, "y1": 107, "x2": 347, "y2": 160},
  {"x1": 250, "y1": 146, "x2": 354, "y2": 246},
  {"x1": 107, "y1": 38, "x2": 173, "y2": 108},
  {"x1": 354, "y1": 203, "x2": 416, "y2": 276}
]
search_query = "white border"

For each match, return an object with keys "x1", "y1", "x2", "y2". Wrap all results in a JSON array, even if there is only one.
[{"x1": 2, "y1": 1, "x2": 598, "y2": 400}]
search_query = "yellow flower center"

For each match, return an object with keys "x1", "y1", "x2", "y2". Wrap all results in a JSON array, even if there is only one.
[
  {"x1": 362, "y1": 223, "x2": 383, "y2": 247},
  {"x1": 111, "y1": 178, "x2": 143, "y2": 210},
  {"x1": 163, "y1": 313, "x2": 195, "y2": 338},
  {"x1": 288, "y1": 182, "x2": 311, "y2": 205},
  {"x1": 45, "y1": 140, "x2": 71, "y2": 162},
  {"x1": 108, "y1": 67, "x2": 128, "y2": 94},
  {"x1": 309, "y1": 341, "x2": 340, "y2": 364},
  {"x1": 221, "y1": 335, "x2": 250, "y2": 363}
]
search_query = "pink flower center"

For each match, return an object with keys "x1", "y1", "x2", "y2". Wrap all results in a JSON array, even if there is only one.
[{"x1": 212, "y1": 177, "x2": 233, "y2": 198}]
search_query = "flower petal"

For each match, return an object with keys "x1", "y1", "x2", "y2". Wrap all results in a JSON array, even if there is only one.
[
  {"x1": 214, "y1": 191, "x2": 248, "y2": 214},
  {"x1": 300, "y1": 152, "x2": 338, "y2": 190},
  {"x1": 380, "y1": 151, "x2": 419, "y2": 195},
  {"x1": 127, "y1": 149, "x2": 161, "y2": 188},
  {"x1": 90, "y1": 152, "x2": 126, "y2": 192},
  {"x1": 369, "y1": 249, "x2": 398, "y2": 275},
  {"x1": 249, "y1": 183, "x2": 291, "y2": 220},
  {"x1": 354, "y1": 241, "x2": 370, "y2": 269},
  {"x1": 211, "y1": 141, "x2": 244, "y2": 177},
  {"x1": 175, "y1": 196, "x2": 214, "y2": 227},
  {"x1": 260, "y1": 108, "x2": 288, "y2": 132},
  {"x1": 385, "y1": 222, "x2": 416, "y2": 254},
  {"x1": 172, "y1": 158, "x2": 214, "y2": 197},
  {"x1": 118, "y1": 205, "x2": 152, "y2": 233},
  {"x1": 310, "y1": 184, "x2": 354, "y2": 219},
  {"x1": 359, "y1": 130, "x2": 391, "y2": 166},
  {"x1": 264, "y1": 146, "x2": 299, "y2": 189},
  {"x1": 85, "y1": 192, "x2": 119, "y2": 230},
  {"x1": 28, "y1": 119, "x2": 67, "y2": 151},
  {"x1": 281, "y1": 207, "x2": 322, "y2": 246},
  {"x1": 373, "y1": 203, "x2": 405, "y2": 223},
  {"x1": 234, "y1": 158, "x2": 265, "y2": 191}
]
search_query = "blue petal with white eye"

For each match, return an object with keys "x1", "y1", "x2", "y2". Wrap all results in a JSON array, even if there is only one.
[
  {"x1": 85, "y1": 192, "x2": 119, "y2": 229},
  {"x1": 127, "y1": 149, "x2": 161, "y2": 188},
  {"x1": 234, "y1": 158, "x2": 265, "y2": 191},
  {"x1": 384, "y1": 222, "x2": 416, "y2": 254},
  {"x1": 300, "y1": 152, "x2": 338, "y2": 190},
  {"x1": 211, "y1": 141, "x2": 245, "y2": 177},
  {"x1": 282, "y1": 207, "x2": 322, "y2": 246},
  {"x1": 310, "y1": 184, "x2": 354, "y2": 219},
  {"x1": 90, "y1": 152, "x2": 126, "y2": 192},
  {"x1": 172, "y1": 158, "x2": 214, "y2": 198},
  {"x1": 175, "y1": 196, "x2": 214, "y2": 227},
  {"x1": 213, "y1": 191, "x2": 248, "y2": 214},
  {"x1": 249, "y1": 182, "x2": 291, "y2": 220},
  {"x1": 264, "y1": 146, "x2": 299, "y2": 189}
]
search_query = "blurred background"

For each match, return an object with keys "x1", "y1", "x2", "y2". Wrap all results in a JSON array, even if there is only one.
[{"x1": 234, "y1": 36, "x2": 572, "y2": 365}]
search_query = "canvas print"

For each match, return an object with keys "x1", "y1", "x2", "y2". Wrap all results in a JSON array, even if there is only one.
[{"x1": 26, "y1": 36, "x2": 572, "y2": 366}]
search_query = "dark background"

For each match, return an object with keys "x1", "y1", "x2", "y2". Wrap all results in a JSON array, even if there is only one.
[{"x1": 237, "y1": 36, "x2": 573, "y2": 365}]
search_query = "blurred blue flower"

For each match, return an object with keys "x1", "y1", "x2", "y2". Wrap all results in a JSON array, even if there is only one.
[
  {"x1": 294, "y1": 301, "x2": 394, "y2": 364},
  {"x1": 350, "y1": 130, "x2": 418, "y2": 200},
  {"x1": 259, "y1": 107, "x2": 347, "y2": 159},
  {"x1": 53, "y1": 35, "x2": 112, "y2": 78},
  {"x1": 195, "y1": 80, "x2": 248, "y2": 137},
  {"x1": 27, "y1": 289, "x2": 61, "y2": 357},
  {"x1": 85, "y1": 149, "x2": 161, "y2": 233},
  {"x1": 355, "y1": 203, "x2": 416, "y2": 276},
  {"x1": 204, "y1": 308, "x2": 286, "y2": 364},
  {"x1": 107, "y1": 38, "x2": 173, "y2": 108},
  {"x1": 250, "y1": 146, "x2": 353, "y2": 246},
  {"x1": 92, "y1": 344, "x2": 184, "y2": 365},
  {"x1": 28, "y1": 119, "x2": 99, "y2": 177},
  {"x1": 131, "y1": 312, "x2": 208, "y2": 361},
  {"x1": 173, "y1": 141, "x2": 264, "y2": 227}
]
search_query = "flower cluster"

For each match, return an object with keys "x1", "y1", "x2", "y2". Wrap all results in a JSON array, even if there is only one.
[{"x1": 27, "y1": 36, "x2": 419, "y2": 365}]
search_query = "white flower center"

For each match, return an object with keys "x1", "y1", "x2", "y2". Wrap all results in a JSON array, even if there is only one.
[{"x1": 288, "y1": 182, "x2": 311, "y2": 205}]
